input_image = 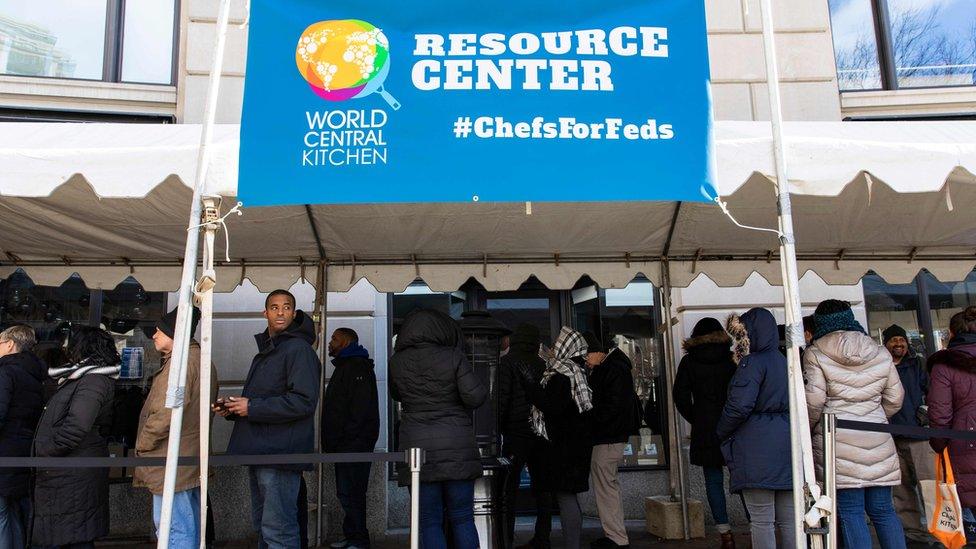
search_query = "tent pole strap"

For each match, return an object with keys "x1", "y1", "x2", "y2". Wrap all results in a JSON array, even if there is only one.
[
  {"x1": 158, "y1": 0, "x2": 233, "y2": 547},
  {"x1": 314, "y1": 260, "x2": 329, "y2": 546},
  {"x1": 758, "y1": 0, "x2": 823, "y2": 546},
  {"x1": 659, "y1": 259, "x2": 690, "y2": 539}
]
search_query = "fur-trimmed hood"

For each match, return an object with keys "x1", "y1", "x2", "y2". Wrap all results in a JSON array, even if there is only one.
[
  {"x1": 928, "y1": 343, "x2": 976, "y2": 374},
  {"x1": 682, "y1": 330, "x2": 731, "y2": 352},
  {"x1": 727, "y1": 308, "x2": 778, "y2": 365}
]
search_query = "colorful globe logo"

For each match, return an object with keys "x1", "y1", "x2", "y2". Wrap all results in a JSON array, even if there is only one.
[{"x1": 295, "y1": 19, "x2": 400, "y2": 110}]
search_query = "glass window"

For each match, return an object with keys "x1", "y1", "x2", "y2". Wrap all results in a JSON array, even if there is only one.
[
  {"x1": 828, "y1": 0, "x2": 884, "y2": 90},
  {"x1": 573, "y1": 276, "x2": 668, "y2": 468},
  {"x1": 862, "y1": 272, "x2": 928, "y2": 352},
  {"x1": 887, "y1": 0, "x2": 976, "y2": 88},
  {"x1": 391, "y1": 282, "x2": 465, "y2": 337},
  {"x1": 121, "y1": 1, "x2": 176, "y2": 84},
  {"x1": 923, "y1": 270, "x2": 976, "y2": 350},
  {"x1": 0, "y1": 1, "x2": 107, "y2": 79}
]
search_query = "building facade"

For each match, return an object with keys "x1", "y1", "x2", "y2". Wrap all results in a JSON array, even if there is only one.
[{"x1": 0, "y1": 0, "x2": 974, "y2": 542}]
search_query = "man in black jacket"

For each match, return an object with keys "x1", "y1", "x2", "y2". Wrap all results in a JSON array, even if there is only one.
[
  {"x1": 0, "y1": 325, "x2": 45, "y2": 549},
  {"x1": 498, "y1": 323, "x2": 553, "y2": 549},
  {"x1": 584, "y1": 332, "x2": 637, "y2": 549},
  {"x1": 322, "y1": 328, "x2": 379, "y2": 549},
  {"x1": 884, "y1": 324, "x2": 934, "y2": 543},
  {"x1": 216, "y1": 289, "x2": 321, "y2": 549}
]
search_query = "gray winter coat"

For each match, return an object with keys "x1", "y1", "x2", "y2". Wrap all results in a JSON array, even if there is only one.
[
  {"x1": 805, "y1": 330, "x2": 904, "y2": 489},
  {"x1": 390, "y1": 309, "x2": 487, "y2": 484}
]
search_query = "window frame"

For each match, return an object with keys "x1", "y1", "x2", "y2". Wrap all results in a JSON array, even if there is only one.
[
  {"x1": 837, "y1": 0, "x2": 976, "y2": 92},
  {"x1": 1, "y1": 0, "x2": 180, "y2": 86}
]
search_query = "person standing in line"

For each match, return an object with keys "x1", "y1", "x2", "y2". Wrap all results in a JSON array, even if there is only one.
[
  {"x1": 32, "y1": 326, "x2": 120, "y2": 549},
  {"x1": 133, "y1": 307, "x2": 219, "y2": 548},
  {"x1": 518, "y1": 327, "x2": 594, "y2": 549},
  {"x1": 321, "y1": 328, "x2": 379, "y2": 549},
  {"x1": 389, "y1": 309, "x2": 487, "y2": 549},
  {"x1": 0, "y1": 326, "x2": 46, "y2": 549},
  {"x1": 583, "y1": 331, "x2": 638, "y2": 549},
  {"x1": 716, "y1": 308, "x2": 794, "y2": 549},
  {"x1": 215, "y1": 289, "x2": 321, "y2": 549},
  {"x1": 927, "y1": 307, "x2": 976, "y2": 538},
  {"x1": 805, "y1": 299, "x2": 906, "y2": 549},
  {"x1": 672, "y1": 318, "x2": 737, "y2": 548},
  {"x1": 497, "y1": 323, "x2": 554, "y2": 549},
  {"x1": 883, "y1": 324, "x2": 935, "y2": 544}
]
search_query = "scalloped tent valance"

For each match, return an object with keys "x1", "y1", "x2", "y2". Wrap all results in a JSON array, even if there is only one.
[{"x1": 0, "y1": 121, "x2": 974, "y2": 292}]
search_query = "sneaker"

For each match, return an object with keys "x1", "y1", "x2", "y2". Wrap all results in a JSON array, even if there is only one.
[{"x1": 330, "y1": 541, "x2": 349, "y2": 549}]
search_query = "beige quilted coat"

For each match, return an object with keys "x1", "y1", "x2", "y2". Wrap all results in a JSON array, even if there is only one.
[{"x1": 804, "y1": 331, "x2": 904, "y2": 489}]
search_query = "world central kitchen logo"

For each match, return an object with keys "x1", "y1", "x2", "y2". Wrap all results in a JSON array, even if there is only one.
[{"x1": 295, "y1": 19, "x2": 401, "y2": 110}]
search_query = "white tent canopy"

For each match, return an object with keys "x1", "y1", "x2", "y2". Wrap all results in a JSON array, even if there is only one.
[{"x1": 1, "y1": 121, "x2": 974, "y2": 292}]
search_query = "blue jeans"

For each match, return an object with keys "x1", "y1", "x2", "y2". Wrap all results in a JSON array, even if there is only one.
[
  {"x1": 248, "y1": 467, "x2": 302, "y2": 549},
  {"x1": 419, "y1": 480, "x2": 479, "y2": 549},
  {"x1": 152, "y1": 487, "x2": 201, "y2": 549},
  {"x1": 0, "y1": 494, "x2": 29, "y2": 549},
  {"x1": 702, "y1": 466, "x2": 730, "y2": 530},
  {"x1": 837, "y1": 486, "x2": 906, "y2": 549}
]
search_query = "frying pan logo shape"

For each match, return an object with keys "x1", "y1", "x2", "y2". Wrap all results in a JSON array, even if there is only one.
[{"x1": 296, "y1": 19, "x2": 401, "y2": 110}]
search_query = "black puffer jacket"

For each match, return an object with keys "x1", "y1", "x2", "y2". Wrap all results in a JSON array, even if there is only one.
[
  {"x1": 498, "y1": 335, "x2": 545, "y2": 441},
  {"x1": 32, "y1": 373, "x2": 115, "y2": 546},
  {"x1": 673, "y1": 322, "x2": 736, "y2": 468},
  {"x1": 322, "y1": 344, "x2": 379, "y2": 452},
  {"x1": 589, "y1": 348, "x2": 639, "y2": 445},
  {"x1": 523, "y1": 368, "x2": 593, "y2": 493},
  {"x1": 227, "y1": 310, "x2": 322, "y2": 471},
  {"x1": 390, "y1": 309, "x2": 487, "y2": 484},
  {"x1": 0, "y1": 351, "x2": 46, "y2": 498}
]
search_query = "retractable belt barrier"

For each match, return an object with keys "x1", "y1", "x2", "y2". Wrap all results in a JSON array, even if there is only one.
[
  {"x1": 837, "y1": 419, "x2": 976, "y2": 441},
  {"x1": 0, "y1": 451, "x2": 406, "y2": 468}
]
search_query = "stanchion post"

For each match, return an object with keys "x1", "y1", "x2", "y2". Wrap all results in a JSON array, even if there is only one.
[
  {"x1": 409, "y1": 448, "x2": 425, "y2": 549},
  {"x1": 823, "y1": 412, "x2": 837, "y2": 549}
]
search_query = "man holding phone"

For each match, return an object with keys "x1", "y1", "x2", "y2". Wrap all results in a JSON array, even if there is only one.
[{"x1": 214, "y1": 289, "x2": 321, "y2": 549}]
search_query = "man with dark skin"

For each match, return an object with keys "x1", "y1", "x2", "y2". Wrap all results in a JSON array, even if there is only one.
[
  {"x1": 215, "y1": 290, "x2": 321, "y2": 549},
  {"x1": 321, "y1": 328, "x2": 378, "y2": 549},
  {"x1": 883, "y1": 325, "x2": 934, "y2": 544}
]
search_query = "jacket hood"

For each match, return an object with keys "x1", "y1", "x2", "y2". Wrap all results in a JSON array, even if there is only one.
[
  {"x1": 682, "y1": 331, "x2": 731, "y2": 352},
  {"x1": 510, "y1": 323, "x2": 541, "y2": 354},
  {"x1": 333, "y1": 343, "x2": 372, "y2": 367},
  {"x1": 814, "y1": 330, "x2": 886, "y2": 367},
  {"x1": 0, "y1": 351, "x2": 48, "y2": 382},
  {"x1": 928, "y1": 342, "x2": 976, "y2": 374},
  {"x1": 255, "y1": 309, "x2": 316, "y2": 350},
  {"x1": 727, "y1": 308, "x2": 777, "y2": 363},
  {"x1": 394, "y1": 308, "x2": 462, "y2": 352}
]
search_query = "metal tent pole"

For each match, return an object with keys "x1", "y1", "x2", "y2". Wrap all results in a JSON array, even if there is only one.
[
  {"x1": 196, "y1": 201, "x2": 219, "y2": 549},
  {"x1": 157, "y1": 0, "x2": 233, "y2": 546},
  {"x1": 757, "y1": 0, "x2": 824, "y2": 546},
  {"x1": 660, "y1": 260, "x2": 690, "y2": 539},
  {"x1": 314, "y1": 260, "x2": 329, "y2": 546}
]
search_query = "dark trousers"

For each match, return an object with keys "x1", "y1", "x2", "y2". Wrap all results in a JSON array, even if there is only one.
[
  {"x1": 503, "y1": 438, "x2": 553, "y2": 548},
  {"x1": 335, "y1": 462, "x2": 372, "y2": 546}
]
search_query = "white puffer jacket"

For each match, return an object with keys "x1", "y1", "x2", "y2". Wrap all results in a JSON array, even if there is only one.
[{"x1": 804, "y1": 330, "x2": 904, "y2": 489}]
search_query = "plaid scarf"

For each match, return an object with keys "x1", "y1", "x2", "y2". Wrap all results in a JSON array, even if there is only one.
[
  {"x1": 49, "y1": 357, "x2": 121, "y2": 386},
  {"x1": 530, "y1": 327, "x2": 593, "y2": 440}
]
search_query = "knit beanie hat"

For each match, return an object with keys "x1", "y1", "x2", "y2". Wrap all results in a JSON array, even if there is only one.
[
  {"x1": 882, "y1": 324, "x2": 908, "y2": 344},
  {"x1": 812, "y1": 308, "x2": 865, "y2": 340},
  {"x1": 146, "y1": 306, "x2": 201, "y2": 339},
  {"x1": 581, "y1": 331, "x2": 605, "y2": 353},
  {"x1": 510, "y1": 323, "x2": 541, "y2": 348},
  {"x1": 691, "y1": 317, "x2": 725, "y2": 338}
]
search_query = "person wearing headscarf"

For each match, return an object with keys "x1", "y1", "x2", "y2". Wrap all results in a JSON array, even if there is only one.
[
  {"x1": 497, "y1": 323, "x2": 553, "y2": 549},
  {"x1": 805, "y1": 300, "x2": 905, "y2": 549},
  {"x1": 32, "y1": 326, "x2": 120, "y2": 549},
  {"x1": 717, "y1": 308, "x2": 793, "y2": 549},
  {"x1": 518, "y1": 327, "x2": 593, "y2": 549},
  {"x1": 673, "y1": 318, "x2": 737, "y2": 547}
]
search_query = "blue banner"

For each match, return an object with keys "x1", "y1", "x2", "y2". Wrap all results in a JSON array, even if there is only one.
[{"x1": 238, "y1": 0, "x2": 713, "y2": 206}]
